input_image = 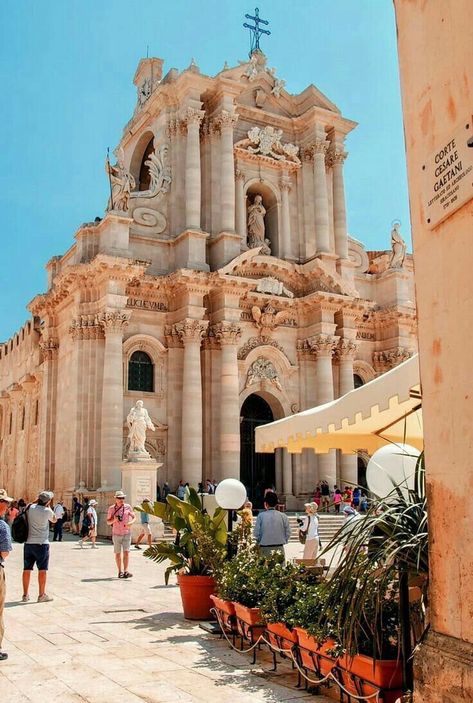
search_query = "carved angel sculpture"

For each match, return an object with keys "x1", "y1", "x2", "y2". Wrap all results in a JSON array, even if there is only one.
[
  {"x1": 144, "y1": 142, "x2": 171, "y2": 197},
  {"x1": 106, "y1": 147, "x2": 135, "y2": 212},
  {"x1": 251, "y1": 303, "x2": 291, "y2": 337}
]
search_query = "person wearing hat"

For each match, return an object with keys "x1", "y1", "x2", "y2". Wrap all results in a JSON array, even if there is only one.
[
  {"x1": 22, "y1": 490, "x2": 57, "y2": 603},
  {"x1": 78, "y1": 499, "x2": 98, "y2": 549},
  {"x1": 0, "y1": 489, "x2": 13, "y2": 660},
  {"x1": 342, "y1": 504, "x2": 362, "y2": 554},
  {"x1": 301, "y1": 502, "x2": 320, "y2": 561},
  {"x1": 134, "y1": 498, "x2": 152, "y2": 550},
  {"x1": 106, "y1": 491, "x2": 136, "y2": 578}
]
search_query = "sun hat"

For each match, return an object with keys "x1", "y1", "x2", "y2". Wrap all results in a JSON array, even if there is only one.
[
  {"x1": 114, "y1": 490, "x2": 126, "y2": 498},
  {"x1": 304, "y1": 501, "x2": 318, "y2": 512},
  {"x1": 89, "y1": 499, "x2": 98, "y2": 506},
  {"x1": 0, "y1": 489, "x2": 13, "y2": 503}
]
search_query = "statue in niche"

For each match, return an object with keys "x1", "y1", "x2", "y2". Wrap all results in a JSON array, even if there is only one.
[
  {"x1": 247, "y1": 194, "x2": 271, "y2": 255},
  {"x1": 388, "y1": 222, "x2": 407, "y2": 268},
  {"x1": 106, "y1": 147, "x2": 136, "y2": 212},
  {"x1": 144, "y1": 142, "x2": 171, "y2": 197},
  {"x1": 126, "y1": 400, "x2": 155, "y2": 457}
]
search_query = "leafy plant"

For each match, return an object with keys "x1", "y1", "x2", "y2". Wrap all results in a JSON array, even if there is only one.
[
  {"x1": 215, "y1": 546, "x2": 281, "y2": 607},
  {"x1": 139, "y1": 487, "x2": 227, "y2": 584},
  {"x1": 260, "y1": 561, "x2": 322, "y2": 627}
]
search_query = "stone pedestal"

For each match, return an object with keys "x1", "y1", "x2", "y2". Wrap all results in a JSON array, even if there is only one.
[{"x1": 121, "y1": 457, "x2": 164, "y2": 542}]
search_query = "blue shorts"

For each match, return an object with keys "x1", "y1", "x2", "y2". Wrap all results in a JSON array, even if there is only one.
[{"x1": 24, "y1": 544, "x2": 50, "y2": 571}]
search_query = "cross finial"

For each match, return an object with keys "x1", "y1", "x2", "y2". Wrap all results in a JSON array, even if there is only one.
[{"x1": 243, "y1": 7, "x2": 271, "y2": 56}]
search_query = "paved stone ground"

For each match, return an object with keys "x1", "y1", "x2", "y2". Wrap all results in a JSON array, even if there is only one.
[{"x1": 0, "y1": 535, "x2": 334, "y2": 702}]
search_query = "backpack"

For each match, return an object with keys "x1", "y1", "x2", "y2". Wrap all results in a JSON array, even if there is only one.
[
  {"x1": 298, "y1": 516, "x2": 310, "y2": 545},
  {"x1": 11, "y1": 506, "x2": 29, "y2": 543}
]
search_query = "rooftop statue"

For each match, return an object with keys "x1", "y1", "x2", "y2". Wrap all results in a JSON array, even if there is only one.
[
  {"x1": 105, "y1": 147, "x2": 135, "y2": 213},
  {"x1": 388, "y1": 222, "x2": 407, "y2": 268}
]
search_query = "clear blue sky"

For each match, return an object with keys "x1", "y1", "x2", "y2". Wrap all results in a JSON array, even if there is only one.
[{"x1": 0, "y1": 1, "x2": 409, "y2": 341}]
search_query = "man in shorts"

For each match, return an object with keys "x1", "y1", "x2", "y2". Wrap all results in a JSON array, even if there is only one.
[
  {"x1": 22, "y1": 490, "x2": 57, "y2": 603},
  {"x1": 78, "y1": 499, "x2": 98, "y2": 548},
  {"x1": 107, "y1": 490, "x2": 135, "y2": 578},
  {"x1": 134, "y1": 498, "x2": 152, "y2": 550},
  {"x1": 0, "y1": 488, "x2": 13, "y2": 660}
]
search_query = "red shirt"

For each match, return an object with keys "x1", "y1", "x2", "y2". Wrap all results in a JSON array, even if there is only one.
[{"x1": 107, "y1": 503, "x2": 134, "y2": 535}]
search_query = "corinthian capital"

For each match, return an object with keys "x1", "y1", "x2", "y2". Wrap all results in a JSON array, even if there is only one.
[
  {"x1": 173, "y1": 319, "x2": 208, "y2": 344},
  {"x1": 96, "y1": 310, "x2": 130, "y2": 334},
  {"x1": 310, "y1": 138, "x2": 330, "y2": 157},
  {"x1": 335, "y1": 339, "x2": 359, "y2": 361},
  {"x1": 214, "y1": 110, "x2": 238, "y2": 130},
  {"x1": 212, "y1": 322, "x2": 242, "y2": 346},
  {"x1": 327, "y1": 146, "x2": 348, "y2": 166},
  {"x1": 308, "y1": 334, "x2": 338, "y2": 358},
  {"x1": 182, "y1": 107, "x2": 205, "y2": 128},
  {"x1": 39, "y1": 338, "x2": 59, "y2": 360}
]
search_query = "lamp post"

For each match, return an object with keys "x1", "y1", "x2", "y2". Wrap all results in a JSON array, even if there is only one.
[{"x1": 215, "y1": 478, "x2": 247, "y2": 559}]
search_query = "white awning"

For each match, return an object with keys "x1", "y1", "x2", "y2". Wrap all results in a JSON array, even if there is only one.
[{"x1": 255, "y1": 354, "x2": 422, "y2": 454}]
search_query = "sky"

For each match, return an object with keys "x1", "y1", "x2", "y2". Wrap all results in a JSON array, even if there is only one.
[{"x1": 0, "y1": 0, "x2": 410, "y2": 341}]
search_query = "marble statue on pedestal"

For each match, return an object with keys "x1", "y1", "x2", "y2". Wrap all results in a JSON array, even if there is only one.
[
  {"x1": 106, "y1": 147, "x2": 136, "y2": 212},
  {"x1": 389, "y1": 222, "x2": 407, "y2": 268},
  {"x1": 126, "y1": 400, "x2": 155, "y2": 457},
  {"x1": 247, "y1": 194, "x2": 271, "y2": 254}
]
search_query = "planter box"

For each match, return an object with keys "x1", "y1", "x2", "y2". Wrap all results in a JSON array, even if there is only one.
[
  {"x1": 177, "y1": 574, "x2": 215, "y2": 621},
  {"x1": 266, "y1": 621, "x2": 297, "y2": 652},
  {"x1": 233, "y1": 602, "x2": 265, "y2": 644},
  {"x1": 294, "y1": 628, "x2": 338, "y2": 676},
  {"x1": 210, "y1": 595, "x2": 237, "y2": 634},
  {"x1": 338, "y1": 653, "x2": 403, "y2": 703}
]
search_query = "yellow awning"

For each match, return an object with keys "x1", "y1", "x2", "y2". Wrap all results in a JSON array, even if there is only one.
[{"x1": 255, "y1": 354, "x2": 422, "y2": 454}]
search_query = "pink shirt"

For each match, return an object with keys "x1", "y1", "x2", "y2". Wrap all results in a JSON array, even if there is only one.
[{"x1": 107, "y1": 503, "x2": 134, "y2": 535}]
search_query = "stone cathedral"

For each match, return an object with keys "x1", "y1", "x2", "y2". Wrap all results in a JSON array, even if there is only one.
[{"x1": 0, "y1": 50, "x2": 416, "y2": 508}]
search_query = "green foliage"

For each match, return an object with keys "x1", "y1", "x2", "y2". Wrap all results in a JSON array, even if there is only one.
[
  {"x1": 138, "y1": 488, "x2": 227, "y2": 584},
  {"x1": 215, "y1": 546, "x2": 282, "y2": 607},
  {"x1": 260, "y1": 560, "x2": 322, "y2": 626}
]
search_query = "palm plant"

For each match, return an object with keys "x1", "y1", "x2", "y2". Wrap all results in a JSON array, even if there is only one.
[
  {"x1": 138, "y1": 487, "x2": 228, "y2": 584},
  {"x1": 318, "y1": 452, "x2": 428, "y2": 663}
]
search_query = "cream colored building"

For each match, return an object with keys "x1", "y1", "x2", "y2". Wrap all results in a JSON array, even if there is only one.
[{"x1": 0, "y1": 51, "x2": 416, "y2": 508}]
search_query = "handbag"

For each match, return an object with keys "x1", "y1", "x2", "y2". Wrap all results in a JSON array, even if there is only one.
[{"x1": 298, "y1": 515, "x2": 311, "y2": 545}]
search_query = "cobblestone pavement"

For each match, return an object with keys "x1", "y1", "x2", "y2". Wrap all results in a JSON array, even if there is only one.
[{"x1": 0, "y1": 535, "x2": 333, "y2": 702}]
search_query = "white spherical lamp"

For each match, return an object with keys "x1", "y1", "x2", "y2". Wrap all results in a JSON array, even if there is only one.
[
  {"x1": 215, "y1": 478, "x2": 247, "y2": 510},
  {"x1": 367, "y1": 443, "x2": 420, "y2": 499}
]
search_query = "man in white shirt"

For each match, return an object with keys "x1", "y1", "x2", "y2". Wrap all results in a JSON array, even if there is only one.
[
  {"x1": 53, "y1": 500, "x2": 65, "y2": 542},
  {"x1": 22, "y1": 491, "x2": 57, "y2": 603},
  {"x1": 78, "y1": 499, "x2": 98, "y2": 549}
]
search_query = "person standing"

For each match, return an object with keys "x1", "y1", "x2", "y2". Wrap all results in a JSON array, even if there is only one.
[
  {"x1": 22, "y1": 490, "x2": 57, "y2": 603},
  {"x1": 78, "y1": 499, "x2": 98, "y2": 548},
  {"x1": 52, "y1": 500, "x2": 65, "y2": 542},
  {"x1": 320, "y1": 481, "x2": 330, "y2": 512},
  {"x1": 134, "y1": 498, "x2": 152, "y2": 550},
  {"x1": 162, "y1": 482, "x2": 170, "y2": 501},
  {"x1": 176, "y1": 481, "x2": 186, "y2": 499},
  {"x1": 253, "y1": 491, "x2": 291, "y2": 559},
  {"x1": 71, "y1": 497, "x2": 82, "y2": 536},
  {"x1": 301, "y1": 502, "x2": 320, "y2": 561},
  {"x1": 0, "y1": 489, "x2": 13, "y2": 661},
  {"x1": 106, "y1": 491, "x2": 135, "y2": 578}
]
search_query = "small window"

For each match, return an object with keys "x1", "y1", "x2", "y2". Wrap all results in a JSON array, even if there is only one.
[
  {"x1": 34, "y1": 399, "x2": 39, "y2": 426},
  {"x1": 353, "y1": 373, "x2": 364, "y2": 389},
  {"x1": 128, "y1": 351, "x2": 154, "y2": 392},
  {"x1": 21, "y1": 407, "x2": 25, "y2": 431}
]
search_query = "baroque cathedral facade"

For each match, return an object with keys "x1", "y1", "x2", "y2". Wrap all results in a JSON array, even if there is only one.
[{"x1": 0, "y1": 50, "x2": 416, "y2": 507}]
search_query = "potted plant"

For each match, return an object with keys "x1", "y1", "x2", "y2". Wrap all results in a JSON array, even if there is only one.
[{"x1": 140, "y1": 488, "x2": 227, "y2": 620}]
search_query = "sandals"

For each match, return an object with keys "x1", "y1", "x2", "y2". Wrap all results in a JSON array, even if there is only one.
[
  {"x1": 123, "y1": 571, "x2": 133, "y2": 579},
  {"x1": 118, "y1": 572, "x2": 125, "y2": 578}
]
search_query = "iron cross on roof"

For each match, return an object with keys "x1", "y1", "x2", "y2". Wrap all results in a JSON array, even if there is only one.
[{"x1": 243, "y1": 7, "x2": 271, "y2": 56}]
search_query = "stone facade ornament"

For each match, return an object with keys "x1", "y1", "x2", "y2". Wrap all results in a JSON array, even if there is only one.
[
  {"x1": 69, "y1": 315, "x2": 103, "y2": 341},
  {"x1": 308, "y1": 334, "x2": 339, "y2": 357},
  {"x1": 246, "y1": 357, "x2": 282, "y2": 392},
  {"x1": 243, "y1": 126, "x2": 300, "y2": 164},
  {"x1": 131, "y1": 141, "x2": 171, "y2": 200},
  {"x1": 173, "y1": 319, "x2": 208, "y2": 343},
  {"x1": 247, "y1": 194, "x2": 271, "y2": 254},
  {"x1": 212, "y1": 322, "x2": 242, "y2": 346},
  {"x1": 126, "y1": 400, "x2": 155, "y2": 458},
  {"x1": 132, "y1": 207, "x2": 167, "y2": 235},
  {"x1": 237, "y1": 336, "x2": 285, "y2": 360},
  {"x1": 255, "y1": 277, "x2": 294, "y2": 298},
  {"x1": 388, "y1": 222, "x2": 407, "y2": 269},
  {"x1": 335, "y1": 339, "x2": 359, "y2": 361},
  {"x1": 39, "y1": 338, "x2": 59, "y2": 360},
  {"x1": 271, "y1": 76, "x2": 286, "y2": 97},
  {"x1": 96, "y1": 310, "x2": 130, "y2": 333},
  {"x1": 251, "y1": 303, "x2": 293, "y2": 337},
  {"x1": 373, "y1": 347, "x2": 413, "y2": 372},
  {"x1": 105, "y1": 147, "x2": 136, "y2": 213}
]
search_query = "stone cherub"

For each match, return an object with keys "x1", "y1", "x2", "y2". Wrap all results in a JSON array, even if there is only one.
[
  {"x1": 126, "y1": 400, "x2": 155, "y2": 457},
  {"x1": 251, "y1": 302, "x2": 292, "y2": 337},
  {"x1": 105, "y1": 147, "x2": 136, "y2": 212}
]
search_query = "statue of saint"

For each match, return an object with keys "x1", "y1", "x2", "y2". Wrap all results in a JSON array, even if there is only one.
[
  {"x1": 126, "y1": 400, "x2": 155, "y2": 456},
  {"x1": 106, "y1": 147, "x2": 136, "y2": 212},
  {"x1": 247, "y1": 194, "x2": 271, "y2": 254},
  {"x1": 388, "y1": 222, "x2": 407, "y2": 268}
]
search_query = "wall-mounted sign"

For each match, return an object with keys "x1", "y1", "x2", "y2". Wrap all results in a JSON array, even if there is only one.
[{"x1": 423, "y1": 121, "x2": 473, "y2": 229}]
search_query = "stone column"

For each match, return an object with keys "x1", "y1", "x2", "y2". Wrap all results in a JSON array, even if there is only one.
[
  {"x1": 312, "y1": 139, "x2": 330, "y2": 253},
  {"x1": 97, "y1": 311, "x2": 129, "y2": 490},
  {"x1": 213, "y1": 322, "x2": 241, "y2": 480},
  {"x1": 235, "y1": 169, "x2": 247, "y2": 244},
  {"x1": 174, "y1": 319, "x2": 208, "y2": 488},
  {"x1": 216, "y1": 111, "x2": 238, "y2": 232},
  {"x1": 275, "y1": 449, "x2": 283, "y2": 494},
  {"x1": 280, "y1": 177, "x2": 292, "y2": 259},
  {"x1": 336, "y1": 339, "x2": 359, "y2": 486},
  {"x1": 38, "y1": 338, "x2": 59, "y2": 490},
  {"x1": 282, "y1": 449, "x2": 293, "y2": 495},
  {"x1": 183, "y1": 107, "x2": 205, "y2": 230},
  {"x1": 329, "y1": 146, "x2": 349, "y2": 260},
  {"x1": 310, "y1": 334, "x2": 337, "y2": 485}
]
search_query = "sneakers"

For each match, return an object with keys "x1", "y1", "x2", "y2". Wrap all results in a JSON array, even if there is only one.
[
  {"x1": 78, "y1": 540, "x2": 83, "y2": 548},
  {"x1": 21, "y1": 594, "x2": 30, "y2": 603},
  {"x1": 134, "y1": 545, "x2": 142, "y2": 550},
  {"x1": 37, "y1": 594, "x2": 53, "y2": 603}
]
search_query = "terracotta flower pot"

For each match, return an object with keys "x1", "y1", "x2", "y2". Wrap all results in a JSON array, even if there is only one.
[
  {"x1": 339, "y1": 653, "x2": 403, "y2": 702},
  {"x1": 177, "y1": 574, "x2": 216, "y2": 620},
  {"x1": 210, "y1": 595, "x2": 236, "y2": 616},
  {"x1": 233, "y1": 602, "x2": 265, "y2": 626},
  {"x1": 210, "y1": 595, "x2": 237, "y2": 634},
  {"x1": 266, "y1": 621, "x2": 297, "y2": 651},
  {"x1": 294, "y1": 627, "x2": 338, "y2": 675}
]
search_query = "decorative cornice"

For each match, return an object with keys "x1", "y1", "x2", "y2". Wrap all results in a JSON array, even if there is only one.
[
  {"x1": 373, "y1": 346, "x2": 414, "y2": 372},
  {"x1": 211, "y1": 322, "x2": 242, "y2": 346},
  {"x1": 69, "y1": 315, "x2": 104, "y2": 341}
]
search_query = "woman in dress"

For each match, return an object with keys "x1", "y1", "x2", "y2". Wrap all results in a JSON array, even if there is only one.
[{"x1": 301, "y1": 501, "x2": 320, "y2": 561}]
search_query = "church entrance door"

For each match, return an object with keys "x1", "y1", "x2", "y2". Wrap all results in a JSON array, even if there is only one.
[{"x1": 240, "y1": 394, "x2": 275, "y2": 508}]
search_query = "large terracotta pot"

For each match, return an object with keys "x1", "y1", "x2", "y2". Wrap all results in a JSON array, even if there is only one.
[
  {"x1": 177, "y1": 574, "x2": 216, "y2": 620},
  {"x1": 294, "y1": 627, "x2": 338, "y2": 675},
  {"x1": 266, "y1": 621, "x2": 297, "y2": 652},
  {"x1": 338, "y1": 653, "x2": 403, "y2": 703}
]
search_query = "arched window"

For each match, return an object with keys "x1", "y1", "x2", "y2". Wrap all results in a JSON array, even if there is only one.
[
  {"x1": 138, "y1": 138, "x2": 154, "y2": 191},
  {"x1": 353, "y1": 373, "x2": 364, "y2": 389},
  {"x1": 128, "y1": 351, "x2": 154, "y2": 392}
]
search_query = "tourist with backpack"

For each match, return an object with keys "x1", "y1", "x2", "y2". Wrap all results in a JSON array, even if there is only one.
[
  {"x1": 21, "y1": 490, "x2": 57, "y2": 603},
  {"x1": 0, "y1": 489, "x2": 13, "y2": 661}
]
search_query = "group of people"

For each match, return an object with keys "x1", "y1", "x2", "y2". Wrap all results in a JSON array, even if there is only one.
[{"x1": 312, "y1": 482, "x2": 369, "y2": 513}]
